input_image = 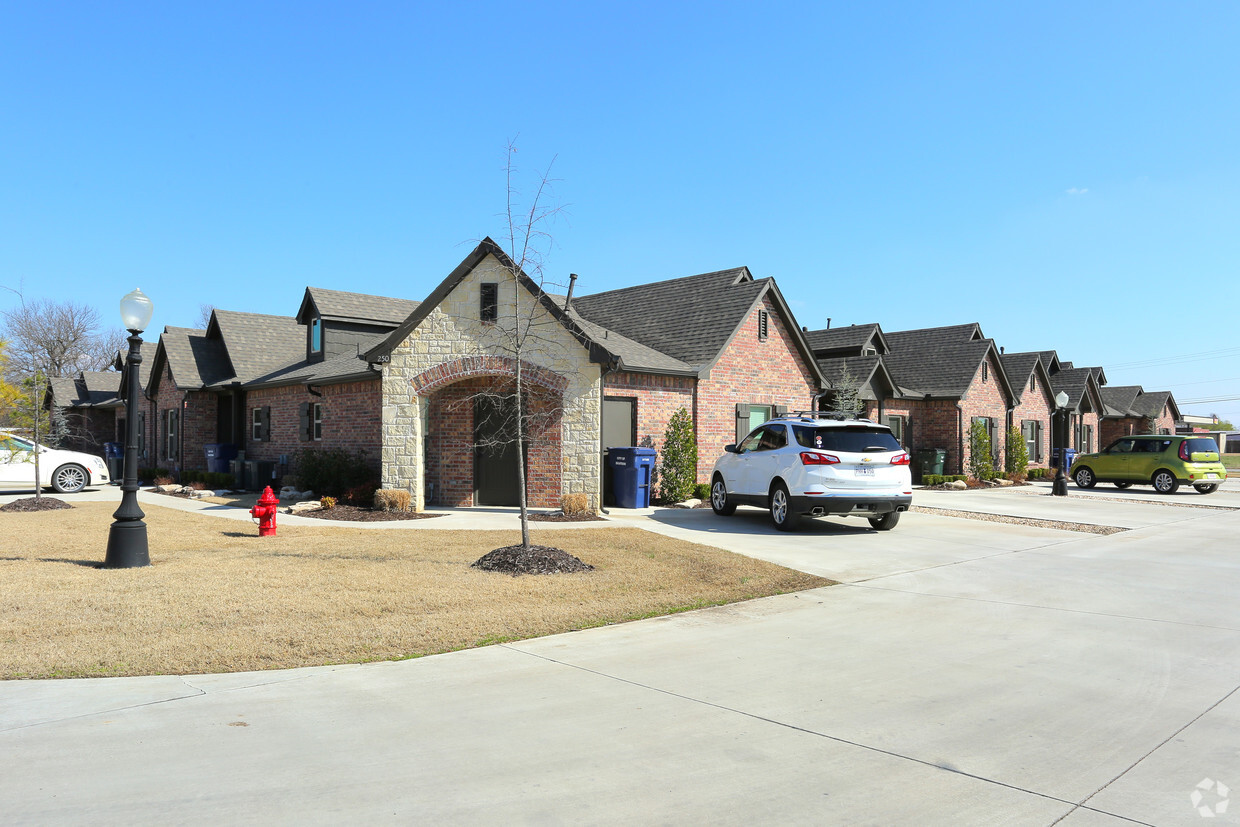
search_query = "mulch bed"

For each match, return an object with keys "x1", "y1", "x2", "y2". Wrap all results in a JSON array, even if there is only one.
[
  {"x1": 298, "y1": 505, "x2": 442, "y2": 522},
  {"x1": 472, "y1": 544, "x2": 595, "y2": 576},
  {"x1": 527, "y1": 512, "x2": 606, "y2": 522},
  {"x1": 0, "y1": 497, "x2": 73, "y2": 513}
]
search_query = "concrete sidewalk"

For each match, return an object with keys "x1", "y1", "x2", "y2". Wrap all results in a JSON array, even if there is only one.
[{"x1": 4, "y1": 497, "x2": 1238, "y2": 823}]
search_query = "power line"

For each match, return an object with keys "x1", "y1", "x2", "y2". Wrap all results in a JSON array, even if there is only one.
[
  {"x1": 1108, "y1": 346, "x2": 1240, "y2": 370},
  {"x1": 1179, "y1": 395, "x2": 1240, "y2": 404}
]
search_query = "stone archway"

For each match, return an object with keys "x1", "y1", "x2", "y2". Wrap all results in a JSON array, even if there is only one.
[{"x1": 412, "y1": 358, "x2": 566, "y2": 508}]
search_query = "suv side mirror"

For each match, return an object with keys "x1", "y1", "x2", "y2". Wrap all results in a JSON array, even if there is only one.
[{"x1": 724, "y1": 443, "x2": 738, "y2": 453}]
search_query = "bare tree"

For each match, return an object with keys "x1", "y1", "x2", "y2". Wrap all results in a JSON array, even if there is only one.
[
  {"x1": 198, "y1": 304, "x2": 215, "y2": 329},
  {"x1": 463, "y1": 142, "x2": 573, "y2": 554},
  {"x1": 1, "y1": 289, "x2": 113, "y2": 499}
]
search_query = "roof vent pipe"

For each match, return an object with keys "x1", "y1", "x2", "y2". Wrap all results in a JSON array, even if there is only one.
[
  {"x1": 826, "y1": 317, "x2": 831, "y2": 329},
  {"x1": 564, "y1": 273, "x2": 578, "y2": 312}
]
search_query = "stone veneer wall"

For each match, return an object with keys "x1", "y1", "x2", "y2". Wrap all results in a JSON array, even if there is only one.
[{"x1": 381, "y1": 253, "x2": 603, "y2": 512}]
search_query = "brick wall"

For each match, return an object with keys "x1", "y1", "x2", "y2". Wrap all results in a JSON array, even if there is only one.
[
  {"x1": 959, "y1": 351, "x2": 1012, "y2": 474},
  {"x1": 1009, "y1": 371, "x2": 1053, "y2": 467},
  {"x1": 149, "y1": 363, "x2": 215, "y2": 475},
  {"x1": 424, "y1": 376, "x2": 562, "y2": 508},
  {"x1": 245, "y1": 379, "x2": 382, "y2": 480},
  {"x1": 694, "y1": 296, "x2": 819, "y2": 481},
  {"x1": 602, "y1": 371, "x2": 695, "y2": 452},
  {"x1": 1100, "y1": 418, "x2": 1134, "y2": 447},
  {"x1": 875, "y1": 399, "x2": 965, "y2": 472}
]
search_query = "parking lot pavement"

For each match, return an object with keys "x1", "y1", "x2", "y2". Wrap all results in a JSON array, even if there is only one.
[
  {"x1": 912, "y1": 484, "x2": 1232, "y2": 528},
  {"x1": 5, "y1": 490, "x2": 1239, "y2": 824}
]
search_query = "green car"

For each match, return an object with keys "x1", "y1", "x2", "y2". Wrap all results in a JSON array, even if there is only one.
[{"x1": 1070, "y1": 435, "x2": 1228, "y2": 494}]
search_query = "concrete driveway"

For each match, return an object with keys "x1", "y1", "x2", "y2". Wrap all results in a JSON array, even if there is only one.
[{"x1": 3, "y1": 494, "x2": 1238, "y2": 824}]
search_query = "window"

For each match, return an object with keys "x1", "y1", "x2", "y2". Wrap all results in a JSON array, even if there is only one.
[
  {"x1": 163, "y1": 409, "x2": 179, "y2": 461},
  {"x1": 1021, "y1": 419, "x2": 1043, "y2": 462},
  {"x1": 735, "y1": 403, "x2": 785, "y2": 442},
  {"x1": 1074, "y1": 423, "x2": 1093, "y2": 453},
  {"x1": 480, "y1": 283, "x2": 498, "y2": 322},
  {"x1": 885, "y1": 415, "x2": 906, "y2": 447},
  {"x1": 313, "y1": 403, "x2": 322, "y2": 440},
  {"x1": 758, "y1": 309, "x2": 768, "y2": 341},
  {"x1": 793, "y1": 425, "x2": 900, "y2": 452},
  {"x1": 310, "y1": 317, "x2": 322, "y2": 353},
  {"x1": 252, "y1": 408, "x2": 263, "y2": 441}
]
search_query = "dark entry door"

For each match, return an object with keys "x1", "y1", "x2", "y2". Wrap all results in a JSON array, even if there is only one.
[
  {"x1": 475, "y1": 396, "x2": 522, "y2": 506},
  {"x1": 602, "y1": 397, "x2": 636, "y2": 507}
]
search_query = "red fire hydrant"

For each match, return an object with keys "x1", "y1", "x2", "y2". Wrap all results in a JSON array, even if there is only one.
[{"x1": 250, "y1": 486, "x2": 280, "y2": 536}]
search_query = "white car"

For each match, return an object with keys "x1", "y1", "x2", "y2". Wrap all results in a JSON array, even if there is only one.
[
  {"x1": 0, "y1": 430, "x2": 110, "y2": 494},
  {"x1": 710, "y1": 412, "x2": 913, "y2": 531}
]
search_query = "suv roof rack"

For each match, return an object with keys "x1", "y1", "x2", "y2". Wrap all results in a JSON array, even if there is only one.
[{"x1": 785, "y1": 411, "x2": 874, "y2": 423}]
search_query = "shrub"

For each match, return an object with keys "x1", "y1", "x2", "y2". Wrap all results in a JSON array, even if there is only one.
[
  {"x1": 561, "y1": 492, "x2": 590, "y2": 516},
  {"x1": 968, "y1": 420, "x2": 997, "y2": 481},
  {"x1": 1005, "y1": 425, "x2": 1029, "y2": 478},
  {"x1": 138, "y1": 467, "x2": 169, "y2": 483},
  {"x1": 656, "y1": 407, "x2": 698, "y2": 504},
  {"x1": 294, "y1": 447, "x2": 375, "y2": 498},
  {"x1": 205, "y1": 471, "x2": 235, "y2": 489},
  {"x1": 692, "y1": 482, "x2": 711, "y2": 501},
  {"x1": 187, "y1": 481, "x2": 206, "y2": 491},
  {"x1": 319, "y1": 496, "x2": 337, "y2": 510},
  {"x1": 153, "y1": 475, "x2": 175, "y2": 487},
  {"x1": 343, "y1": 481, "x2": 380, "y2": 506},
  {"x1": 374, "y1": 489, "x2": 412, "y2": 512}
]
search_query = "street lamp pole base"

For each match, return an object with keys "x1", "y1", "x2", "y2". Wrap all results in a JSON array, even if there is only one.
[
  {"x1": 1052, "y1": 469, "x2": 1069, "y2": 497},
  {"x1": 104, "y1": 520, "x2": 150, "y2": 568}
]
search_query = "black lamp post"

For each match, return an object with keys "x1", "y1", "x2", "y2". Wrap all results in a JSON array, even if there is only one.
[
  {"x1": 105, "y1": 288, "x2": 154, "y2": 569},
  {"x1": 1051, "y1": 390, "x2": 1070, "y2": 497}
]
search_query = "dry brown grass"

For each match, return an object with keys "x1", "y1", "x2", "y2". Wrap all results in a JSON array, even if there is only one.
[{"x1": 0, "y1": 502, "x2": 830, "y2": 679}]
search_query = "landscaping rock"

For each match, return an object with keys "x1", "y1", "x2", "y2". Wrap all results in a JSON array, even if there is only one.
[
  {"x1": 948, "y1": 480, "x2": 968, "y2": 490},
  {"x1": 996, "y1": 478, "x2": 1014, "y2": 486},
  {"x1": 187, "y1": 489, "x2": 216, "y2": 499},
  {"x1": 286, "y1": 500, "x2": 322, "y2": 515}
]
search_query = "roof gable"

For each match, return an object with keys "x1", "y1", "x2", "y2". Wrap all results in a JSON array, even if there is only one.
[
  {"x1": 884, "y1": 338, "x2": 1013, "y2": 402},
  {"x1": 804, "y1": 323, "x2": 888, "y2": 357}
]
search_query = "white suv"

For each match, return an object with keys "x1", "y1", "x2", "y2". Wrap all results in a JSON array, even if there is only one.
[{"x1": 710, "y1": 413, "x2": 913, "y2": 531}]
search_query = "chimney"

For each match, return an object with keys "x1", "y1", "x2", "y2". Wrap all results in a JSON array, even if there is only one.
[{"x1": 564, "y1": 273, "x2": 578, "y2": 312}]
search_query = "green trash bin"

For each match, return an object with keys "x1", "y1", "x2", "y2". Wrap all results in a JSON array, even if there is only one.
[{"x1": 914, "y1": 448, "x2": 946, "y2": 482}]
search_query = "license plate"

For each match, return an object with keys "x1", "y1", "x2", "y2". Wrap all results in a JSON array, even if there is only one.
[
  {"x1": 1206, "y1": 474, "x2": 1219, "y2": 480},
  {"x1": 855, "y1": 467, "x2": 874, "y2": 476}
]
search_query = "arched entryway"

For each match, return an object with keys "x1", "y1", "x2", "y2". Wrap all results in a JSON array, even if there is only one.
[{"x1": 410, "y1": 357, "x2": 567, "y2": 508}]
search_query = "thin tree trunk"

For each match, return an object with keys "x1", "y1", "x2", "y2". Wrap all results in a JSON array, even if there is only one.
[{"x1": 516, "y1": 353, "x2": 530, "y2": 549}]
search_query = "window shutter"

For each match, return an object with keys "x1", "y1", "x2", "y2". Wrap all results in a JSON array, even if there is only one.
[
  {"x1": 261, "y1": 406, "x2": 271, "y2": 442},
  {"x1": 735, "y1": 403, "x2": 750, "y2": 442},
  {"x1": 170, "y1": 411, "x2": 179, "y2": 459},
  {"x1": 299, "y1": 403, "x2": 311, "y2": 442}
]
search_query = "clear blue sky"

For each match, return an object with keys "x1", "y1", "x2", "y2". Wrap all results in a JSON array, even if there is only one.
[{"x1": 3, "y1": 2, "x2": 1238, "y2": 423}]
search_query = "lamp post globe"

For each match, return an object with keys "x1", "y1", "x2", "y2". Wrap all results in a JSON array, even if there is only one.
[
  {"x1": 1052, "y1": 391, "x2": 1070, "y2": 497},
  {"x1": 105, "y1": 289, "x2": 153, "y2": 568}
]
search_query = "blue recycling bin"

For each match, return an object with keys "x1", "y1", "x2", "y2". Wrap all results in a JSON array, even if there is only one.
[
  {"x1": 1053, "y1": 448, "x2": 1078, "y2": 470},
  {"x1": 204, "y1": 443, "x2": 239, "y2": 474},
  {"x1": 608, "y1": 447, "x2": 656, "y2": 508}
]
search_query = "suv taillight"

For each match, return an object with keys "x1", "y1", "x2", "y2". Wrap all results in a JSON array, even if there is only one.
[
  {"x1": 801, "y1": 452, "x2": 840, "y2": 465},
  {"x1": 890, "y1": 452, "x2": 911, "y2": 466},
  {"x1": 1179, "y1": 441, "x2": 1190, "y2": 461}
]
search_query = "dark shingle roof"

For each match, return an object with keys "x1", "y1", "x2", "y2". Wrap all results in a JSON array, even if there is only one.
[
  {"x1": 815, "y1": 355, "x2": 897, "y2": 399},
  {"x1": 885, "y1": 323, "x2": 983, "y2": 353},
  {"x1": 804, "y1": 324, "x2": 886, "y2": 356},
  {"x1": 303, "y1": 287, "x2": 419, "y2": 325},
  {"x1": 1131, "y1": 390, "x2": 1173, "y2": 419},
  {"x1": 568, "y1": 313, "x2": 694, "y2": 374},
  {"x1": 883, "y1": 339, "x2": 999, "y2": 398},
  {"x1": 1000, "y1": 352, "x2": 1044, "y2": 402},
  {"x1": 1101, "y1": 385, "x2": 1143, "y2": 417},
  {"x1": 210, "y1": 311, "x2": 306, "y2": 384},
  {"x1": 159, "y1": 326, "x2": 235, "y2": 389},
  {"x1": 570, "y1": 268, "x2": 765, "y2": 368},
  {"x1": 1036, "y1": 351, "x2": 1062, "y2": 373},
  {"x1": 245, "y1": 342, "x2": 384, "y2": 387},
  {"x1": 1048, "y1": 367, "x2": 1097, "y2": 410}
]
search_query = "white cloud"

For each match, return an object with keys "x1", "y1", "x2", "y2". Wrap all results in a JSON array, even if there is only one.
[{"x1": 1066, "y1": 187, "x2": 1089, "y2": 196}]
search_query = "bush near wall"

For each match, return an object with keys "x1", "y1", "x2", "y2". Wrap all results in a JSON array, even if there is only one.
[
  {"x1": 294, "y1": 447, "x2": 376, "y2": 499},
  {"x1": 922, "y1": 474, "x2": 969, "y2": 486},
  {"x1": 179, "y1": 470, "x2": 236, "y2": 489}
]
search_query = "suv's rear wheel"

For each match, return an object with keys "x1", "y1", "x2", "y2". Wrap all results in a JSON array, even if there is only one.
[
  {"x1": 1193, "y1": 483, "x2": 1219, "y2": 494},
  {"x1": 1152, "y1": 470, "x2": 1180, "y2": 494},
  {"x1": 769, "y1": 482, "x2": 799, "y2": 531},
  {"x1": 1073, "y1": 466, "x2": 1096, "y2": 489},
  {"x1": 868, "y1": 511, "x2": 901, "y2": 531},
  {"x1": 710, "y1": 475, "x2": 736, "y2": 515}
]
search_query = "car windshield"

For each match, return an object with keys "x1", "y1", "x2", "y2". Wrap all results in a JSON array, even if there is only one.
[
  {"x1": 792, "y1": 425, "x2": 900, "y2": 453},
  {"x1": 1, "y1": 435, "x2": 35, "y2": 452}
]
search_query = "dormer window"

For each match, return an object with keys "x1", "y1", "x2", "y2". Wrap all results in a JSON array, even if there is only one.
[
  {"x1": 480, "y1": 283, "x2": 498, "y2": 322},
  {"x1": 310, "y1": 317, "x2": 322, "y2": 354}
]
